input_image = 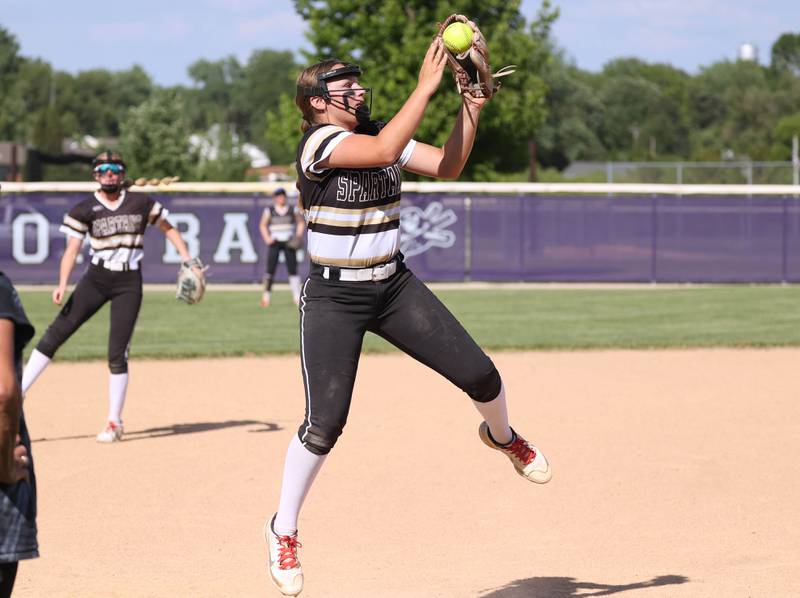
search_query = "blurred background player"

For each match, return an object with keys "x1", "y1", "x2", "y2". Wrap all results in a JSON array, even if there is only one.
[
  {"x1": 19, "y1": 151, "x2": 202, "y2": 443},
  {"x1": 258, "y1": 188, "x2": 305, "y2": 308},
  {"x1": 0, "y1": 272, "x2": 37, "y2": 598}
]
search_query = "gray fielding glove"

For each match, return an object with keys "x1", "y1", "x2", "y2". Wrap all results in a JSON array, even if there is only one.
[{"x1": 176, "y1": 258, "x2": 207, "y2": 305}]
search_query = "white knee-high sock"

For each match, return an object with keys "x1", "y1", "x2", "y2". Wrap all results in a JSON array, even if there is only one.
[
  {"x1": 472, "y1": 382, "x2": 513, "y2": 445},
  {"x1": 107, "y1": 372, "x2": 129, "y2": 423},
  {"x1": 21, "y1": 349, "x2": 51, "y2": 395},
  {"x1": 289, "y1": 276, "x2": 302, "y2": 303},
  {"x1": 274, "y1": 434, "x2": 327, "y2": 535}
]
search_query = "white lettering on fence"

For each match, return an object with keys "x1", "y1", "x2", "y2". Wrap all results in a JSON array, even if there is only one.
[
  {"x1": 12, "y1": 213, "x2": 49, "y2": 264},
  {"x1": 163, "y1": 213, "x2": 201, "y2": 263},
  {"x1": 213, "y1": 213, "x2": 258, "y2": 263}
]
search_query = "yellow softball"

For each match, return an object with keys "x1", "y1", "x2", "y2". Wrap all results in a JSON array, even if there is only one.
[{"x1": 442, "y1": 22, "x2": 473, "y2": 54}]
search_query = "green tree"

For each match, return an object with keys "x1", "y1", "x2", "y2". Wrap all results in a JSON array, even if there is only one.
[
  {"x1": 3, "y1": 58, "x2": 56, "y2": 144},
  {"x1": 192, "y1": 124, "x2": 253, "y2": 182},
  {"x1": 0, "y1": 27, "x2": 26, "y2": 141},
  {"x1": 688, "y1": 60, "x2": 784, "y2": 160},
  {"x1": 118, "y1": 90, "x2": 197, "y2": 179},
  {"x1": 597, "y1": 75, "x2": 663, "y2": 159},
  {"x1": 587, "y1": 59, "x2": 690, "y2": 160},
  {"x1": 771, "y1": 32, "x2": 800, "y2": 76},
  {"x1": 239, "y1": 49, "x2": 299, "y2": 143},
  {"x1": 182, "y1": 50, "x2": 298, "y2": 154},
  {"x1": 31, "y1": 107, "x2": 65, "y2": 153},
  {"x1": 535, "y1": 50, "x2": 605, "y2": 169},
  {"x1": 770, "y1": 112, "x2": 800, "y2": 160},
  {"x1": 264, "y1": 94, "x2": 301, "y2": 165},
  {"x1": 185, "y1": 56, "x2": 245, "y2": 135},
  {"x1": 69, "y1": 69, "x2": 119, "y2": 136},
  {"x1": 0, "y1": 26, "x2": 20, "y2": 86},
  {"x1": 272, "y1": 0, "x2": 556, "y2": 178},
  {"x1": 111, "y1": 66, "x2": 154, "y2": 113}
]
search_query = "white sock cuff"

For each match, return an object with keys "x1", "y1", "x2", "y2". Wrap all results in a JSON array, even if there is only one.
[
  {"x1": 473, "y1": 382, "x2": 512, "y2": 445},
  {"x1": 22, "y1": 349, "x2": 51, "y2": 394},
  {"x1": 108, "y1": 372, "x2": 129, "y2": 423},
  {"x1": 289, "y1": 276, "x2": 302, "y2": 299}
]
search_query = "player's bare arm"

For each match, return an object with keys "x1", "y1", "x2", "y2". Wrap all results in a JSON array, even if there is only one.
[
  {"x1": 294, "y1": 210, "x2": 305, "y2": 238},
  {"x1": 403, "y1": 95, "x2": 487, "y2": 179},
  {"x1": 0, "y1": 319, "x2": 26, "y2": 484},
  {"x1": 158, "y1": 219, "x2": 191, "y2": 262},
  {"x1": 322, "y1": 38, "x2": 447, "y2": 169},
  {"x1": 158, "y1": 219, "x2": 204, "y2": 277},
  {"x1": 259, "y1": 211, "x2": 274, "y2": 245},
  {"x1": 53, "y1": 236, "x2": 83, "y2": 305}
]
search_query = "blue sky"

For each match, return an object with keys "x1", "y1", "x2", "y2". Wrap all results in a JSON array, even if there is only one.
[{"x1": 1, "y1": 0, "x2": 796, "y2": 86}]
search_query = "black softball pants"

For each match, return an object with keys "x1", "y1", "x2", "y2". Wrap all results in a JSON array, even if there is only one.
[
  {"x1": 0, "y1": 562, "x2": 18, "y2": 598},
  {"x1": 265, "y1": 242, "x2": 298, "y2": 291},
  {"x1": 297, "y1": 262, "x2": 501, "y2": 455},
  {"x1": 36, "y1": 265, "x2": 143, "y2": 374}
]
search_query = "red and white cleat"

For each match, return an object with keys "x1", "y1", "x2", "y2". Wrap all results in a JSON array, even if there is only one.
[
  {"x1": 96, "y1": 421, "x2": 124, "y2": 443},
  {"x1": 265, "y1": 514, "x2": 303, "y2": 596},
  {"x1": 479, "y1": 422, "x2": 552, "y2": 483}
]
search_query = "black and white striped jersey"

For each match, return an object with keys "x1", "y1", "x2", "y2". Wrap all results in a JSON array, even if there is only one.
[
  {"x1": 264, "y1": 205, "x2": 301, "y2": 242},
  {"x1": 59, "y1": 191, "x2": 168, "y2": 267},
  {"x1": 295, "y1": 124, "x2": 416, "y2": 267}
]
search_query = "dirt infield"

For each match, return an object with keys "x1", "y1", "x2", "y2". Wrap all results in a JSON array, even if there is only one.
[{"x1": 13, "y1": 350, "x2": 800, "y2": 597}]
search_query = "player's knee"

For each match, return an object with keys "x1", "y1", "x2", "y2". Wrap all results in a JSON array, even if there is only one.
[
  {"x1": 35, "y1": 328, "x2": 65, "y2": 359},
  {"x1": 108, "y1": 358, "x2": 128, "y2": 374},
  {"x1": 298, "y1": 434, "x2": 335, "y2": 456},
  {"x1": 35, "y1": 338, "x2": 57, "y2": 359},
  {"x1": 296, "y1": 425, "x2": 344, "y2": 456},
  {"x1": 465, "y1": 366, "x2": 502, "y2": 403}
]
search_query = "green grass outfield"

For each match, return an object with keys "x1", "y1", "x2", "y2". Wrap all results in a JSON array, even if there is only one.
[{"x1": 17, "y1": 285, "x2": 800, "y2": 361}]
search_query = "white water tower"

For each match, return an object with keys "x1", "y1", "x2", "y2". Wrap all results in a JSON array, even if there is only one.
[{"x1": 738, "y1": 43, "x2": 758, "y2": 62}]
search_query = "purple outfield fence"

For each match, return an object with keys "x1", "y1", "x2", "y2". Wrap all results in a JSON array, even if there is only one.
[{"x1": 1, "y1": 191, "x2": 799, "y2": 284}]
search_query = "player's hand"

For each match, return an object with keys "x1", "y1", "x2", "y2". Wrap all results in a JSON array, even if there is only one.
[
  {"x1": 417, "y1": 37, "x2": 447, "y2": 97},
  {"x1": 12, "y1": 436, "x2": 30, "y2": 483},
  {"x1": 463, "y1": 94, "x2": 488, "y2": 111},
  {"x1": 52, "y1": 285, "x2": 66, "y2": 305}
]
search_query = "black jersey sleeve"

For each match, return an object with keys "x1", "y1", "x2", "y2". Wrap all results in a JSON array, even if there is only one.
[
  {"x1": 61, "y1": 199, "x2": 92, "y2": 237},
  {"x1": 0, "y1": 273, "x2": 35, "y2": 354}
]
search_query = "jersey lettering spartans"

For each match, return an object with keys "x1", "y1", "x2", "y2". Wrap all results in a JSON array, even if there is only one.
[
  {"x1": 59, "y1": 191, "x2": 168, "y2": 267},
  {"x1": 295, "y1": 124, "x2": 416, "y2": 267}
]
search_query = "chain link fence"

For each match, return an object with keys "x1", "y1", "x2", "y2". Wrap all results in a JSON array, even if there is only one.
[{"x1": 564, "y1": 161, "x2": 800, "y2": 186}]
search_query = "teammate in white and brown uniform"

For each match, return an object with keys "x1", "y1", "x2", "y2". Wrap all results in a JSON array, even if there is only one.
[
  {"x1": 20, "y1": 152, "x2": 202, "y2": 443},
  {"x1": 263, "y1": 40, "x2": 552, "y2": 597},
  {"x1": 258, "y1": 188, "x2": 305, "y2": 308}
]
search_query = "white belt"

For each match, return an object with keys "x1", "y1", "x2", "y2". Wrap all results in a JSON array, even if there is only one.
[
  {"x1": 322, "y1": 261, "x2": 398, "y2": 282},
  {"x1": 91, "y1": 256, "x2": 139, "y2": 271}
]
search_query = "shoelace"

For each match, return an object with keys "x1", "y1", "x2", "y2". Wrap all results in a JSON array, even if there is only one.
[
  {"x1": 505, "y1": 437, "x2": 536, "y2": 465},
  {"x1": 276, "y1": 535, "x2": 302, "y2": 570}
]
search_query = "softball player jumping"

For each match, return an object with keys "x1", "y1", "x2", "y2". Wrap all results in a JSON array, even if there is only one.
[
  {"x1": 20, "y1": 152, "x2": 202, "y2": 443},
  {"x1": 265, "y1": 38, "x2": 551, "y2": 596},
  {"x1": 258, "y1": 188, "x2": 305, "y2": 308}
]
